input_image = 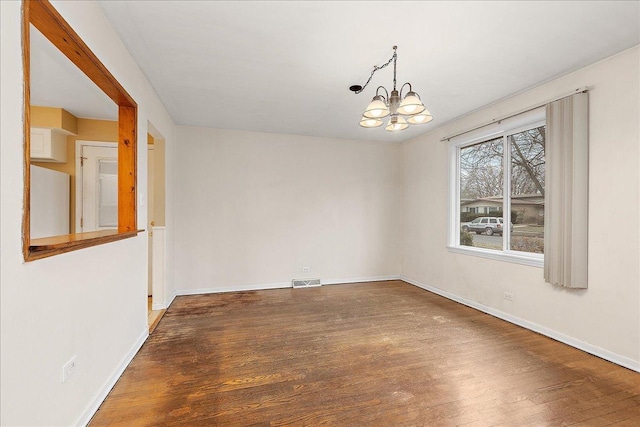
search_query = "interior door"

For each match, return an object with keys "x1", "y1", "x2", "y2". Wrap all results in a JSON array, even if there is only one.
[{"x1": 81, "y1": 144, "x2": 118, "y2": 232}]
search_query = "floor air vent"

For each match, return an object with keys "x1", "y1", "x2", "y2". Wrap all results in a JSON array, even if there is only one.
[{"x1": 292, "y1": 279, "x2": 321, "y2": 288}]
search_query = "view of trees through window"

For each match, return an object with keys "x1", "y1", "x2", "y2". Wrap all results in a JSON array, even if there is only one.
[{"x1": 459, "y1": 126, "x2": 545, "y2": 254}]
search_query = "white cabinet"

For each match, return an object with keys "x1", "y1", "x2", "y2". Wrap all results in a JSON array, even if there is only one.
[{"x1": 30, "y1": 127, "x2": 68, "y2": 163}]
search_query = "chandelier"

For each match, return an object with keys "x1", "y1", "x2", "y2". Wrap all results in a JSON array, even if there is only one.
[{"x1": 350, "y1": 46, "x2": 433, "y2": 132}]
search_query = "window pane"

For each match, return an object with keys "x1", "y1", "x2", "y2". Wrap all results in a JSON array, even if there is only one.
[
  {"x1": 459, "y1": 137, "x2": 503, "y2": 250},
  {"x1": 98, "y1": 160, "x2": 118, "y2": 228},
  {"x1": 509, "y1": 126, "x2": 545, "y2": 253}
]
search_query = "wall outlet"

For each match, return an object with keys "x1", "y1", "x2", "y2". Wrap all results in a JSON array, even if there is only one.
[
  {"x1": 302, "y1": 266, "x2": 310, "y2": 272},
  {"x1": 503, "y1": 292, "x2": 514, "y2": 301},
  {"x1": 62, "y1": 356, "x2": 77, "y2": 383}
]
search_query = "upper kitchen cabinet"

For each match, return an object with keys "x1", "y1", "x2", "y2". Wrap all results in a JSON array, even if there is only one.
[
  {"x1": 30, "y1": 126, "x2": 70, "y2": 163},
  {"x1": 29, "y1": 106, "x2": 78, "y2": 163}
]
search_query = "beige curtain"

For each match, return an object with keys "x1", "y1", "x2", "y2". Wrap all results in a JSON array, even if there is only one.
[{"x1": 544, "y1": 93, "x2": 589, "y2": 288}]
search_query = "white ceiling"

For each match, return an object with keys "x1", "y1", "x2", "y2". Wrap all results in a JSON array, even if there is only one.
[{"x1": 85, "y1": 2, "x2": 639, "y2": 141}]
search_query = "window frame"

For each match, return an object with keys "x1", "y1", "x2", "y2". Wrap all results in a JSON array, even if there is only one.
[
  {"x1": 448, "y1": 109, "x2": 546, "y2": 268},
  {"x1": 23, "y1": 0, "x2": 139, "y2": 261}
]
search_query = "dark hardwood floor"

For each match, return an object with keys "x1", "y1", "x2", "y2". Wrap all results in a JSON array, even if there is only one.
[{"x1": 90, "y1": 280, "x2": 640, "y2": 426}]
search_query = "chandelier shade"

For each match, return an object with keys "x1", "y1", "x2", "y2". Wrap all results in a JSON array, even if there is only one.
[
  {"x1": 349, "y1": 46, "x2": 433, "y2": 132},
  {"x1": 407, "y1": 110, "x2": 433, "y2": 125},
  {"x1": 385, "y1": 115, "x2": 408, "y2": 132},
  {"x1": 397, "y1": 91, "x2": 426, "y2": 116},
  {"x1": 359, "y1": 116, "x2": 384, "y2": 128},
  {"x1": 363, "y1": 95, "x2": 390, "y2": 119}
]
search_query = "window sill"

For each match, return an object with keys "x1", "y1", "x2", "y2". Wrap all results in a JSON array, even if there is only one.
[
  {"x1": 447, "y1": 245, "x2": 544, "y2": 268},
  {"x1": 27, "y1": 229, "x2": 142, "y2": 261}
]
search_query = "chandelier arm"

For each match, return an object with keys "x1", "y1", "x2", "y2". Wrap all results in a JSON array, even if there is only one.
[
  {"x1": 353, "y1": 47, "x2": 398, "y2": 94},
  {"x1": 400, "y1": 82, "x2": 413, "y2": 98},
  {"x1": 375, "y1": 86, "x2": 389, "y2": 101}
]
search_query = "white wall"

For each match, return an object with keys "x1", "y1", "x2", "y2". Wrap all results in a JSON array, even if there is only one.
[
  {"x1": 173, "y1": 127, "x2": 402, "y2": 293},
  {"x1": 401, "y1": 46, "x2": 640, "y2": 368},
  {"x1": 0, "y1": 1, "x2": 176, "y2": 426}
]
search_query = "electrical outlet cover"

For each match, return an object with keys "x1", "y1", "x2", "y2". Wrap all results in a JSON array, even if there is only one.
[{"x1": 62, "y1": 356, "x2": 77, "y2": 383}]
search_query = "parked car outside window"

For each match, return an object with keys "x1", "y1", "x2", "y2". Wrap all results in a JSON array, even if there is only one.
[{"x1": 461, "y1": 216, "x2": 513, "y2": 236}]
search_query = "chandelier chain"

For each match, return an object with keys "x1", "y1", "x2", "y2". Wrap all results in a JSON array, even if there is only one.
[{"x1": 354, "y1": 48, "x2": 397, "y2": 95}]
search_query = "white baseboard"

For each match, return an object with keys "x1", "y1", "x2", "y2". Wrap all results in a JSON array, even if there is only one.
[
  {"x1": 400, "y1": 276, "x2": 640, "y2": 373},
  {"x1": 166, "y1": 291, "x2": 177, "y2": 308},
  {"x1": 175, "y1": 276, "x2": 401, "y2": 296},
  {"x1": 151, "y1": 288, "x2": 178, "y2": 311},
  {"x1": 76, "y1": 328, "x2": 149, "y2": 427},
  {"x1": 323, "y1": 275, "x2": 400, "y2": 285},
  {"x1": 176, "y1": 281, "x2": 291, "y2": 296}
]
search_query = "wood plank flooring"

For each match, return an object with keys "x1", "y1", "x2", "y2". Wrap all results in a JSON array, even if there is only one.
[{"x1": 90, "y1": 281, "x2": 640, "y2": 426}]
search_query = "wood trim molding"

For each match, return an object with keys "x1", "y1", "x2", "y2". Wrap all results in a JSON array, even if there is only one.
[
  {"x1": 29, "y1": 230, "x2": 141, "y2": 261},
  {"x1": 118, "y1": 106, "x2": 137, "y2": 232},
  {"x1": 23, "y1": 0, "x2": 139, "y2": 261},
  {"x1": 28, "y1": 0, "x2": 135, "y2": 107},
  {"x1": 22, "y1": 0, "x2": 31, "y2": 262}
]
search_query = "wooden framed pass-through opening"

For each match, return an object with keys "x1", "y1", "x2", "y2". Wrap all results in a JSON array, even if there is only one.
[{"x1": 23, "y1": 0, "x2": 139, "y2": 261}]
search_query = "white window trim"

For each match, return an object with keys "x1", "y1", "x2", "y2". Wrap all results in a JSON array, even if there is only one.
[{"x1": 447, "y1": 108, "x2": 545, "y2": 268}]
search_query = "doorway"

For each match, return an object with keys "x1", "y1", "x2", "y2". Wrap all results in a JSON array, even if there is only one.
[
  {"x1": 147, "y1": 127, "x2": 167, "y2": 333},
  {"x1": 148, "y1": 144, "x2": 155, "y2": 296}
]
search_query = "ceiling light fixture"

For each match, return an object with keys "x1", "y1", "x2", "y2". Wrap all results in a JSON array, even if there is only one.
[{"x1": 350, "y1": 46, "x2": 433, "y2": 132}]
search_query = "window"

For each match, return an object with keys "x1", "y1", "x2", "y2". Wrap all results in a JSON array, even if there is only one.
[{"x1": 449, "y1": 108, "x2": 545, "y2": 267}]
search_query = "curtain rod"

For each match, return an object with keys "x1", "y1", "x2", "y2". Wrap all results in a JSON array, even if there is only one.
[{"x1": 440, "y1": 86, "x2": 590, "y2": 142}]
